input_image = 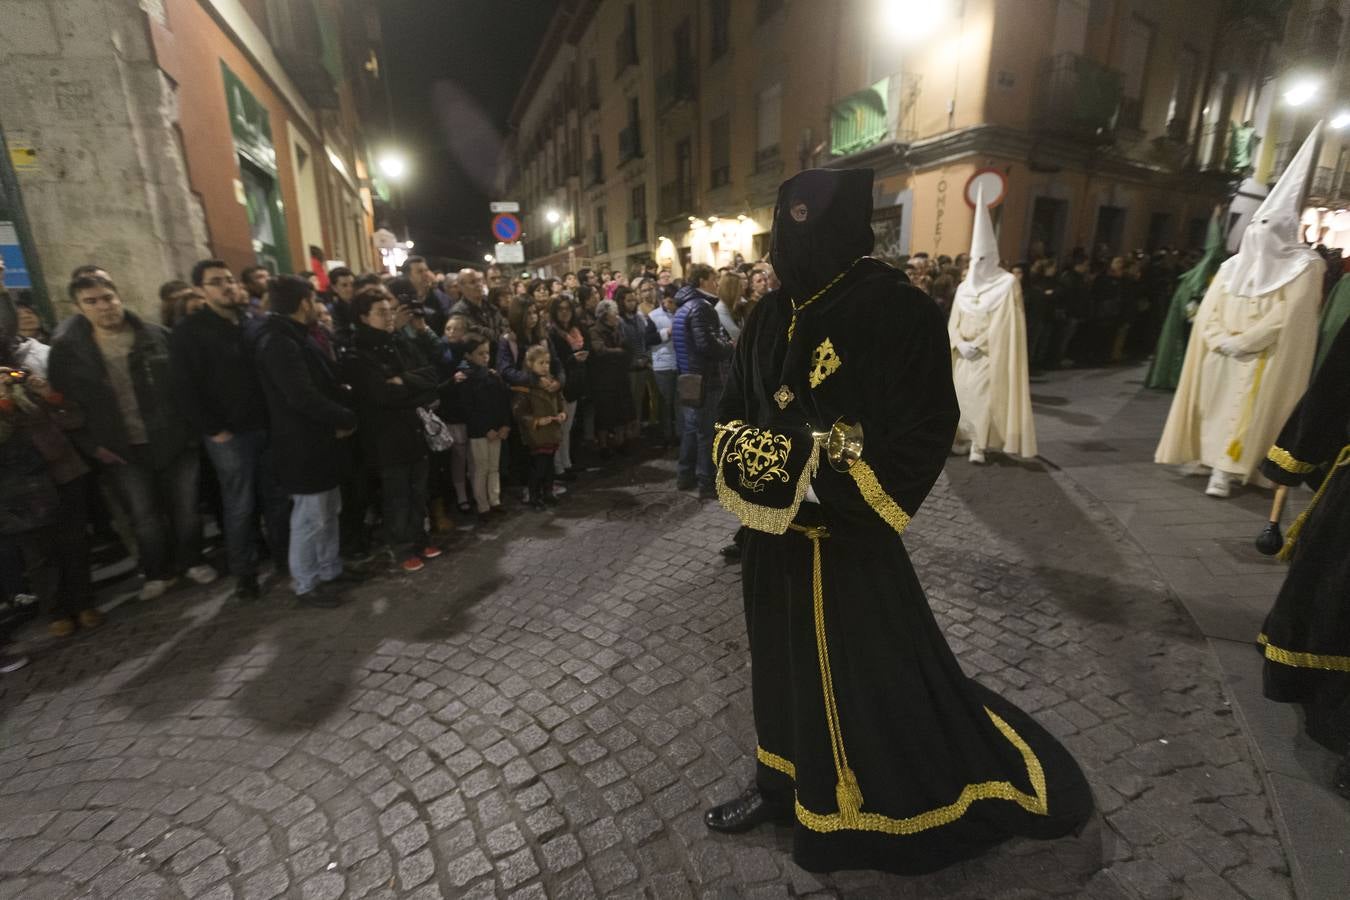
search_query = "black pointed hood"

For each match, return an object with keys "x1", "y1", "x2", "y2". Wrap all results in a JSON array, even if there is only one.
[{"x1": 769, "y1": 168, "x2": 875, "y2": 299}]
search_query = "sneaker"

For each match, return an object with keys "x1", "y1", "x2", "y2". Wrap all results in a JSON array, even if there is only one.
[
  {"x1": 186, "y1": 565, "x2": 218, "y2": 585},
  {"x1": 49, "y1": 617, "x2": 76, "y2": 638},
  {"x1": 950, "y1": 440, "x2": 972, "y2": 457},
  {"x1": 139, "y1": 578, "x2": 176, "y2": 601},
  {"x1": 234, "y1": 577, "x2": 261, "y2": 602},
  {"x1": 1178, "y1": 461, "x2": 1210, "y2": 477},
  {"x1": 420, "y1": 545, "x2": 444, "y2": 560},
  {"x1": 77, "y1": 609, "x2": 104, "y2": 629},
  {"x1": 0, "y1": 655, "x2": 30, "y2": 674},
  {"x1": 1205, "y1": 470, "x2": 1232, "y2": 498},
  {"x1": 969, "y1": 447, "x2": 987, "y2": 465},
  {"x1": 400, "y1": 556, "x2": 425, "y2": 573},
  {"x1": 552, "y1": 484, "x2": 567, "y2": 497}
]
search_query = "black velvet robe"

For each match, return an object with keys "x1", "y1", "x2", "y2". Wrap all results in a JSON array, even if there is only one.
[
  {"x1": 1258, "y1": 320, "x2": 1350, "y2": 754},
  {"x1": 715, "y1": 255, "x2": 1093, "y2": 874}
]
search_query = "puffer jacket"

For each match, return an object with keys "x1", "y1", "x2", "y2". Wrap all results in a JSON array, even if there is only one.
[{"x1": 671, "y1": 285, "x2": 734, "y2": 387}]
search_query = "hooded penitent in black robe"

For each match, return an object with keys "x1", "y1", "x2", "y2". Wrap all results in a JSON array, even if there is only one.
[
  {"x1": 1258, "y1": 319, "x2": 1350, "y2": 755},
  {"x1": 714, "y1": 168, "x2": 1092, "y2": 875}
]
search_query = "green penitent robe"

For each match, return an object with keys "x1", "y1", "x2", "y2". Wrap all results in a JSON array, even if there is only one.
[
  {"x1": 1316, "y1": 274, "x2": 1350, "y2": 374},
  {"x1": 1146, "y1": 215, "x2": 1226, "y2": 391}
]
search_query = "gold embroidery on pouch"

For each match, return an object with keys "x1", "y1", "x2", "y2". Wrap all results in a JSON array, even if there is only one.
[
  {"x1": 809, "y1": 339, "x2": 841, "y2": 389},
  {"x1": 726, "y1": 427, "x2": 793, "y2": 492}
]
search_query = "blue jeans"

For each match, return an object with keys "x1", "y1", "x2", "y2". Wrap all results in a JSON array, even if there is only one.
[
  {"x1": 677, "y1": 383, "x2": 723, "y2": 491},
  {"x1": 203, "y1": 430, "x2": 266, "y2": 581},
  {"x1": 289, "y1": 488, "x2": 343, "y2": 595},
  {"x1": 103, "y1": 445, "x2": 202, "y2": 580}
]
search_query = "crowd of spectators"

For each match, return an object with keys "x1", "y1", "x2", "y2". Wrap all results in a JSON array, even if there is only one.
[{"x1": 0, "y1": 253, "x2": 774, "y2": 670}]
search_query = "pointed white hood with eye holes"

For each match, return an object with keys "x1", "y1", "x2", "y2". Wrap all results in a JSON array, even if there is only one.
[
  {"x1": 955, "y1": 184, "x2": 1017, "y2": 314},
  {"x1": 1220, "y1": 122, "x2": 1324, "y2": 298}
]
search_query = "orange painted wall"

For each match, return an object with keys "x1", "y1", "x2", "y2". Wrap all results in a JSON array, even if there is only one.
[{"x1": 149, "y1": 0, "x2": 312, "y2": 275}]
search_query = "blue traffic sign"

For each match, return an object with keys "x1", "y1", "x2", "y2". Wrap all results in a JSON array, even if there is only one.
[{"x1": 492, "y1": 213, "x2": 522, "y2": 243}]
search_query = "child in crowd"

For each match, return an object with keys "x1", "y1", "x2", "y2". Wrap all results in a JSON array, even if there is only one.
[
  {"x1": 511, "y1": 345, "x2": 566, "y2": 510},
  {"x1": 458, "y1": 333, "x2": 512, "y2": 524},
  {"x1": 433, "y1": 315, "x2": 475, "y2": 517}
]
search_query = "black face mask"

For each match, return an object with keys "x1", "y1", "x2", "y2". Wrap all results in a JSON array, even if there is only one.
[{"x1": 768, "y1": 168, "x2": 876, "y2": 299}]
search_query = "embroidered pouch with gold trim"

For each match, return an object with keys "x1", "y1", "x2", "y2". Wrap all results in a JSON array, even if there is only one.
[{"x1": 713, "y1": 420, "x2": 821, "y2": 534}]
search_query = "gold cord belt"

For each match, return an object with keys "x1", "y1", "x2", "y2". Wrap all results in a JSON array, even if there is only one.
[
  {"x1": 1279, "y1": 443, "x2": 1350, "y2": 561},
  {"x1": 787, "y1": 522, "x2": 864, "y2": 825},
  {"x1": 1226, "y1": 350, "x2": 1269, "y2": 462}
]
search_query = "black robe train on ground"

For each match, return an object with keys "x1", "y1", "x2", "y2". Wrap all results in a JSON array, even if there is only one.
[
  {"x1": 1259, "y1": 319, "x2": 1350, "y2": 755},
  {"x1": 713, "y1": 168, "x2": 1092, "y2": 875}
]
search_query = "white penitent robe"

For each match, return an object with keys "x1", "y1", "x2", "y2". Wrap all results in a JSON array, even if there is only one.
[
  {"x1": 1155, "y1": 263, "x2": 1321, "y2": 483},
  {"x1": 949, "y1": 280, "x2": 1038, "y2": 458}
]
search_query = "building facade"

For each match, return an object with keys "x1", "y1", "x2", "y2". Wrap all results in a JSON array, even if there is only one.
[
  {"x1": 504, "y1": 0, "x2": 1350, "y2": 278},
  {"x1": 0, "y1": 0, "x2": 390, "y2": 318}
]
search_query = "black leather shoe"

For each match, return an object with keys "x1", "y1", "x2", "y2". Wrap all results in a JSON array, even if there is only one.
[
  {"x1": 719, "y1": 543, "x2": 742, "y2": 562},
  {"x1": 233, "y1": 577, "x2": 261, "y2": 602},
  {"x1": 703, "y1": 786, "x2": 790, "y2": 834}
]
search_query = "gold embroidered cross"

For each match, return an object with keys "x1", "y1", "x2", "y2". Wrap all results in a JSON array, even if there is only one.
[
  {"x1": 774, "y1": 385, "x2": 795, "y2": 410},
  {"x1": 809, "y1": 338, "x2": 841, "y2": 388}
]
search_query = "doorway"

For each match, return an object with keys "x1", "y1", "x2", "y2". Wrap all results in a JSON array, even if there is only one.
[
  {"x1": 1029, "y1": 196, "x2": 1068, "y2": 261},
  {"x1": 1093, "y1": 205, "x2": 1126, "y2": 255}
]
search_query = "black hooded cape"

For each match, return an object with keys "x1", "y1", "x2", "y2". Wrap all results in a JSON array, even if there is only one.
[
  {"x1": 1258, "y1": 320, "x2": 1350, "y2": 753},
  {"x1": 714, "y1": 168, "x2": 1092, "y2": 874}
]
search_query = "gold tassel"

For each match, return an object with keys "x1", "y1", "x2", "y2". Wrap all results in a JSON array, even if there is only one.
[
  {"x1": 836, "y1": 767, "x2": 864, "y2": 825},
  {"x1": 1226, "y1": 439, "x2": 1243, "y2": 462}
]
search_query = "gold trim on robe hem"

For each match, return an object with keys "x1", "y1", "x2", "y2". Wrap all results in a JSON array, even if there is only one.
[
  {"x1": 848, "y1": 460, "x2": 912, "y2": 535},
  {"x1": 1266, "y1": 446, "x2": 1317, "y2": 475},
  {"x1": 1258, "y1": 633, "x2": 1350, "y2": 672},
  {"x1": 754, "y1": 707, "x2": 1049, "y2": 836}
]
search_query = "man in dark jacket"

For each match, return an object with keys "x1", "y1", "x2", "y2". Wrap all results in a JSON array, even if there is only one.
[
  {"x1": 404, "y1": 256, "x2": 452, "y2": 334},
  {"x1": 171, "y1": 259, "x2": 274, "y2": 600},
  {"x1": 254, "y1": 276, "x2": 358, "y2": 608},
  {"x1": 50, "y1": 273, "x2": 216, "y2": 601},
  {"x1": 326, "y1": 266, "x2": 358, "y2": 348},
  {"x1": 448, "y1": 268, "x2": 503, "y2": 343},
  {"x1": 672, "y1": 263, "x2": 734, "y2": 498}
]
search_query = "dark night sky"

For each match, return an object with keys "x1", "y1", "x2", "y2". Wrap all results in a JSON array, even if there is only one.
[{"x1": 378, "y1": 1, "x2": 553, "y2": 264}]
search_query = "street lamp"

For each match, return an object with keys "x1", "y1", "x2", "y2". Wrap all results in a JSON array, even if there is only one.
[
  {"x1": 378, "y1": 151, "x2": 408, "y2": 181},
  {"x1": 1283, "y1": 80, "x2": 1319, "y2": 107},
  {"x1": 484, "y1": 254, "x2": 494, "y2": 263},
  {"x1": 879, "y1": 0, "x2": 950, "y2": 43},
  {"x1": 1332, "y1": 111, "x2": 1350, "y2": 130},
  {"x1": 545, "y1": 209, "x2": 561, "y2": 225}
]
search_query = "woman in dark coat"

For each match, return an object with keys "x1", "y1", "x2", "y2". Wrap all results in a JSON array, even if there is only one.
[
  {"x1": 342, "y1": 288, "x2": 442, "y2": 571},
  {"x1": 587, "y1": 298, "x2": 634, "y2": 457},
  {"x1": 1257, "y1": 320, "x2": 1350, "y2": 797},
  {"x1": 548, "y1": 295, "x2": 589, "y2": 480}
]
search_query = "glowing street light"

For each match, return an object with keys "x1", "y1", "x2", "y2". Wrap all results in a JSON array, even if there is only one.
[
  {"x1": 544, "y1": 209, "x2": 562, "y2": 225},
  {"x1": 879, "y1": 0, "x2": 950, "y2": 43},
  {"x1": 377, "y1": 151, "x2": 408, "y2": 181},
  {"x1": 1283, "y1": 80, "x2": 1319, "y2": 107},
  {"x1": 1332, "y1": 111, "x2": 1350, "y2": 130},
  {"x1": 484, "y1": 254, "x2": 495, "y2": 263}
]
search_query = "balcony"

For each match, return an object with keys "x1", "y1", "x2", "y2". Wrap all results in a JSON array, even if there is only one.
[
  {"x1": 830, "y1": 80, "x2": 889, "y2": 157},
  {"x1": 626, "y1": 218, "x2": 647, "y2": 246},
  {"x1": 1033, "y1": 52, "x2": 1122, "y2": 143},
  {"x1": 585, "y1": 155, "x2": 604, "y2": 188},
  {"x1": 659, "y1": 181, "x2": 694, "y2": 219},
  {"x1": 619, "y1": 123, "x2": 643, "y2": 164},
  {"x1": 754, "y1": 144, "x2": 782, "y2": 173},
  {"x1": 1222, "y1": 0, "x2": 1291, "y2": 40},
  {"x1": 656, "y1": 69, "x2": 697, "y2": 110},
  {"x1": 593, "y1": 231, "x2": 609, "y2": 255}
]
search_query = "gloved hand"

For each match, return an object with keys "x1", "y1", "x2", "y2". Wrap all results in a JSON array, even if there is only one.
[
  {"x1": 956, "y1": 341, "x2": 982, "y2": 361},
  {"x1": 803, "y1": 483, "x2": 820, "y2": 504},
  {"x1": 1216, "y1": 338, "x2": 1242, "y2": 357}
]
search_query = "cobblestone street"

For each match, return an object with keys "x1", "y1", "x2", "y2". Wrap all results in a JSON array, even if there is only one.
[{"x1": 0, "y1": 447, "x2": 1292, "y2": 899}]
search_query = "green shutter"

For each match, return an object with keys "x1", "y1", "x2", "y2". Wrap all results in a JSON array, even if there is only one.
[{"x1": 830, "y1": 78, "x2": 889, "y2": 157}]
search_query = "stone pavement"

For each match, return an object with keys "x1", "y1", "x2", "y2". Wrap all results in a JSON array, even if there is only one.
[
  {"x1": 1030, "y1": 364, "x2": 1350, "y2": 900},
  {"x1": 0, "y1": 436, "x2": 1293, "y2": 898}
]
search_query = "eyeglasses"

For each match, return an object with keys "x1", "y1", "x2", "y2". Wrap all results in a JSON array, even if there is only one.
[{"x1": 203, "y1": 276, "x2": 238, "y2": 286}]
